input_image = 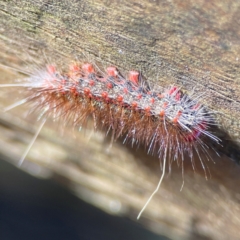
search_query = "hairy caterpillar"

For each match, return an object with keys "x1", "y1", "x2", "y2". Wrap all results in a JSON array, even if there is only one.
[{"x1": 0, "y1": 61, "x2": 220, "y2": 219}]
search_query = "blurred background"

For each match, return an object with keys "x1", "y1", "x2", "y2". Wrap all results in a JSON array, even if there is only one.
[
  {"x1": 0, "y1": 157, "x2": 168, "y2": 240},
  {"x1": 1, "y1": 0, "x2": 240, "y2": 239}
]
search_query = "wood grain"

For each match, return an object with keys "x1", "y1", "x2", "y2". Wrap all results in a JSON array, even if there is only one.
[{"x1": 0, "y1": 1, "x2": 240, "y2": 239}]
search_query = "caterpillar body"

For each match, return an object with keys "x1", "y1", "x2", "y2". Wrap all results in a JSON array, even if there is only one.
[{"x1": 1, "y1": 62, "x2": 220, "y2": 218}]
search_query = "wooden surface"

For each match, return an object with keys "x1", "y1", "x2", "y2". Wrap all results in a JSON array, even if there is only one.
[{"x1": 0, "y1": 1, "x2": 240, "y2": 239}]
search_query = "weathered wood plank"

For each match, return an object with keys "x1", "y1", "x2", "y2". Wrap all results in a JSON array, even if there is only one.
[{"x1": 0, "y1": 1, "x2": 240, "y2": 239}]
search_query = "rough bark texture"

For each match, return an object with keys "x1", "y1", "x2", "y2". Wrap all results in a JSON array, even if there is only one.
[{"x1": 0, "y1": 1, "x2": 240, "y2": 240}]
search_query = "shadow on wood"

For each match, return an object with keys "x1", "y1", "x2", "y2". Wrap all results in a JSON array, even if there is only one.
[{"x1": 0, "y1": 1, "x2": 240, "y2": 240}]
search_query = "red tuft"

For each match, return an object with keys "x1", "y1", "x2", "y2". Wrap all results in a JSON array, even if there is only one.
[
  {"x1": 150, "y1": 98, "x2": 155, "y2": 104},
  {"x1": 117, "y1": 95, "x2": 123, "y2": 102},
  {"x1": 123, "y1": 88, "x2": 128, "y2": 94},
  {"x1": 107, "y1": 83, "x2": 113, "y2": 89},
  {"x1": 84, "y1": 87, "x2": 91, "y2": 96},
  {"x1": 129, "y1": 71, "x2": 139, "y2": 85},
  {"x1": 101, "y1": 92, "x2": 108, "y2": 99},
  {"x1": 89, "y1": 80, "x2": 95, "y2": 86},
  {"x1": 107, "y1": 66, "x2": 118, "y2": 77},
  {"x1": 131, "y1": 101, "x2": 138, "y2": 108},
  {"x1": 69, "y1": 64, "x2": 81, "y2": 72},
  {"x1": 172, "y1": 111, "x2": 182, "y2": 124},
  {"x1": 82, "y1": 63, "x2": 95, "y2": 74},
  {"x1": 47, "y1": 65, "x2": 56, "y2": 75}
]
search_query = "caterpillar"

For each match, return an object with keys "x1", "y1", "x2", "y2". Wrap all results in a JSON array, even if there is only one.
[{"x1": 0, "y1": 61, "x2": 220, "y2": 219}]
